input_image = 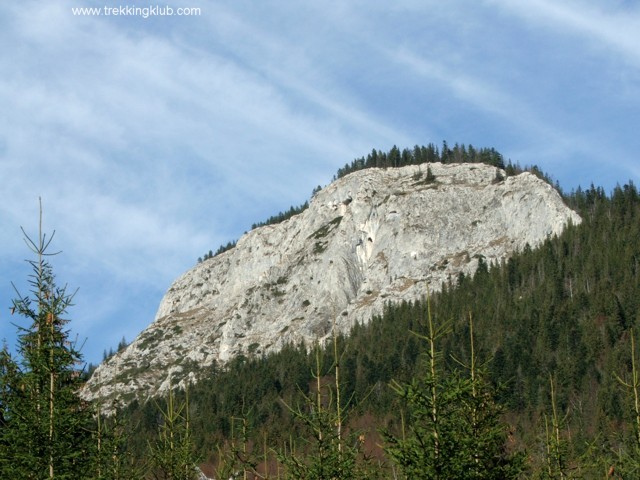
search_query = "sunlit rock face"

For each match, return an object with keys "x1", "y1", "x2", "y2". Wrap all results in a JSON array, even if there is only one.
[{"x1": 82, "y1": 163, "x2": 581, "y2": 408}]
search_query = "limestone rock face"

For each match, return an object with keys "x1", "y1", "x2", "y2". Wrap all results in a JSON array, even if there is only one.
[{"x1": 83, "y1": 163, "x2": 581, "y2": 406}]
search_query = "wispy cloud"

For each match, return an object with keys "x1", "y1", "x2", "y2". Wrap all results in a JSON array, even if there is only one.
[
  {"x1": 0, "y1": 1, "x2": 411, "y2": 358},
  {"x1": 1, "y1": 0, "x2": 638, "y2": 363},
  {"x1": 487, "y1": 0, "x2": 640, "y2": 68}
]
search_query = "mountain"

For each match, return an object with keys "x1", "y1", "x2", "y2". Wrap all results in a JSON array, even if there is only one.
[{"x1": 82, "y1": 162, "x2": 580, "y2": 407}]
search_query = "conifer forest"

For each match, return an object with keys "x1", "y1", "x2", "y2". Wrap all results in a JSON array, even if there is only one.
[{"x1": 2, "y1": 143, "x2": 640, "y2": 479}]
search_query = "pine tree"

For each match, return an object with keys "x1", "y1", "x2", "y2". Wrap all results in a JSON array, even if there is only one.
[
  {"x1": 278, "y1": 325, "x2": 380, "y2": 479},
  {"x1": 148, "y1": 387, "x2": 199, "y2": 480},
  {"x1": 0, "y1": 202, "x2": 93, "y2": 478},
  {"x1": 384, "y1": 297, "x2": 467, "y2": 479},
  {"x1": 610, "y1": 329, "x2": 640, "y2": 478},
  {"x1": 452, "y1": 314, "x2": 525, "y2": 479},
  {"x1": 539, "y1": 375, "x2": 570, "y2": 479},
  {"x1": 384, "y1": 301, "x2": 523, "y2": 479},
  {"x1": 426, "y1": 165, "x2": 436, "y2": 183},
  {"x1": 92, "y1": 405, "x2": 144, "y2": 480}
]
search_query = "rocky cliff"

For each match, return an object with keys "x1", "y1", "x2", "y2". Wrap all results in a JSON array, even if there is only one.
[{"x1": 83, "y1": 163, "x2": 581, "y2": 407}]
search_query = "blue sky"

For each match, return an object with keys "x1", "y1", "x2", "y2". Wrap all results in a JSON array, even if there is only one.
[{"x1": 1, "y1": 0, "x2": 639, "y2": 366}]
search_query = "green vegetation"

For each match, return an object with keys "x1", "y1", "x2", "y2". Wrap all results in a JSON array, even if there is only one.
[
  {"x1": 148, "y1": 388, "x2": 199, "y2": 480},
  {"x1": 198, "y1": 240, "x2": 237, "y2": 264},
  {"x1": 197, "y1": 141, "x2": 525, "y2": 264},
  {"x1": 310, "y1": 216, "x2": 343, "y2": 255},
  {"x1": 279, "y1": 328, "x2": 380, "y2": 479},
  {"x1": 138, "y1": 327, "x2": 165, "y2": 351},
  {"x1": 251, "y1": 201, "x2": 310, "y2": 230},
  {"x1": 384, "y1": 309, "x2": 524, "y2": 479},
  {"x1": 310, "y1": 216, "x2": 344, "y2": 240},
  {"x1": 0, "y1": 202, "x2": 93, "y2": 478},
  {"x1": 3, "y1": 149, "x2": 640, "y2": 478},
  {"x1": 93, "y1": 406, "x2": 142, "y2": 479},
  {"x1": 134, "y1": 178, "x2": 637, "y2": 477},
  {"x1": 333, "y1": 142, "x2": 506, "y2": 180}
]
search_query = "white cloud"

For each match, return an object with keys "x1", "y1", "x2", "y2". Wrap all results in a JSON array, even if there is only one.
[
  {"x1": 1, "y1": 0, "x2": 639, "y2": 363},
  {"x1": 487, "y1": 0, "x2": 640, "y2": 68}
]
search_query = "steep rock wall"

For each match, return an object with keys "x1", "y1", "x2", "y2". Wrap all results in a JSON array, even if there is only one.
[{"x1": 83, "y1": 163, "x2": 581, "y2": 406}]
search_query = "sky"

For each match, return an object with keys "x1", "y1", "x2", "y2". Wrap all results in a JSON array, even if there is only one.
[{"x1": 1, "y1": 0, "x2": 639, "y2": 366}]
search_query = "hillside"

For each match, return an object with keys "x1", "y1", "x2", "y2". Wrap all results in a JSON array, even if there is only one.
[
  {"x1": 110, "y1": 176, "x2": 640, "y2": 478},
  {"x1": 83, "y1": 161, "x2": 579, "y2": 408}
]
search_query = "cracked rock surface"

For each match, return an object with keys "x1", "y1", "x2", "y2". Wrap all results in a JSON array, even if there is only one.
[{"x1": 83, "y1": 163, "x2": 581, "y2": 408}]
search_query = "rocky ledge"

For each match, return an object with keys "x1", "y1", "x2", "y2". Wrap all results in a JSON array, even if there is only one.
[{"x1": 83, "y1": 163, "x2": 581, "y2": 408}]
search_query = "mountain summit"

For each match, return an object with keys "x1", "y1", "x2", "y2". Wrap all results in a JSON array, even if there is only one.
[{"x1": 83, "y1": 163, "x2": 581, "y2": 407}]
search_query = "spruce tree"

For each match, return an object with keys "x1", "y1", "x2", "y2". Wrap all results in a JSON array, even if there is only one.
[
  {"x1": 148, "y1": 387, "x2": 199, "y2": 480},
  {"x1": 611, "y1": 329, "x2": 640, "y2": 478},
  {"x1": 384, "y1": 301, "x2": 523, "y2": 479},
  {"x1": 383, "y1": 298, "x2": 469, "y2": 479},
  {"x1": 0, "y1": 202, "x2": 93, "y2": 478},
  {"x1": 278, "y1": 326, "x2": 380, "y2": 479},
  {"x1": 92, "y1": 405, "x2": 143, "y2": 480}
]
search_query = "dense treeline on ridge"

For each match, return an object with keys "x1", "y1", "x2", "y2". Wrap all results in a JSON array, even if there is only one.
[
  {"x1": 332, "y1": 141, "x2": 506, "y2": 179},
  {"x1": 198, "y1": 141, "x2": 540, "y2": 264},
  {"x1": 2, "y1": 144, "x2": 639, "y2": 478}
]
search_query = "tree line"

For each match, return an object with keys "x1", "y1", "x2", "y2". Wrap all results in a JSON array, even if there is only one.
[
  {"x1": 130, "y1": 178, "x2": 640, "y2": 477},
  {"x1": 198, "y1": 142, "x2": 533, "y2": 264},
  {"x1": 2, "y1": 156, "x2": 640, "y2": 478}
]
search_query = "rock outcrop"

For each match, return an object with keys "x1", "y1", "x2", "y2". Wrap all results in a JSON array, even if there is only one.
[{"x1": 83, "y1": 163, "x2": 581, "y2": 407}]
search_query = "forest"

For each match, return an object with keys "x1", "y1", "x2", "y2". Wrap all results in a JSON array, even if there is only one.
[{"x1": 1, "y1": 143, "x2": 639, "y2": 479}]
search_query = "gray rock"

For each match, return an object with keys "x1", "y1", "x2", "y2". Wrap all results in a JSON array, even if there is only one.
[{"x1": 82, "y1": 163, "x2": 581, "y2": 408}]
